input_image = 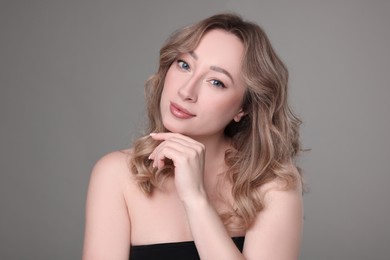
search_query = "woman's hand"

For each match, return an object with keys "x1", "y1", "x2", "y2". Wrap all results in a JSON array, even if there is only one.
[{"x1": 149, "y1": 132, "x2": 206, "y2": 203}]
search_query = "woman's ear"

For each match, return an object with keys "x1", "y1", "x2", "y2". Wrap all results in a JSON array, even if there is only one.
[{"x1": 233, "y1": 109, "x2": 246, "y2": 122}]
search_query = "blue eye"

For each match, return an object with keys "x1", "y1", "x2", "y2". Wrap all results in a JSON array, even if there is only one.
[
  {"x1": 210, "y1": 79, "x2": 225, "y2": 88},
  {"x1": 177, "y1": 60, "x2": 190, "y2": 71}
]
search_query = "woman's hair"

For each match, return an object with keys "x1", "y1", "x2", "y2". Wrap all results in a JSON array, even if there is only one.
[{"x1": 130, "y1": 13, "x2": 302, "y2": 230}]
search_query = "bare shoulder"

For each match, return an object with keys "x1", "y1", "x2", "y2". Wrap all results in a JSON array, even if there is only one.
[
  {"x1": 86, "y1": 149, "x2": 139, "y2": 201},
  {"x1": 257, "y1": 164, "x2": 302, "y2": 200},
  {"x1": 83, "y1": 149, "x2": 135, "y2": 259},
  {"x1": 90, "y1": 149, "x2": 132, "y2": 182},
  {"x1": 92, "y1": 149, "x2": 132, "y2": 174},
  {"x1": 243, "y1": 166, "x2": 303, "y2": 260}
]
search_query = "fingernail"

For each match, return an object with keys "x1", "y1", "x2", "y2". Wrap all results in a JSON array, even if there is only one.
[{"x1": 149, "y1": 133, "x2": 156, "y2": 136}]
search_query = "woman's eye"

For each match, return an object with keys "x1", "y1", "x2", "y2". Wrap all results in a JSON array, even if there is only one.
[
  {"x1": 177, "y1": 60, "x2": 190, "y2": 71},
  {"x1": 210, "y1": 79, "x2": 225, "y2": 88}
]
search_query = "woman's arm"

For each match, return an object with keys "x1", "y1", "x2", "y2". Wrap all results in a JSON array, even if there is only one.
[
  {"x1": 183, "y1": 194, "x2": 246, "y2": 260},
  {"x1": 82, "y1": 151, "x2": 131, "y2": 260},
  {"x1": 150, "y1": 133, "x2": 303, "y2": 260},
  {"x1": 184, "y1": 179, "x2": 303, "y2": 260}
]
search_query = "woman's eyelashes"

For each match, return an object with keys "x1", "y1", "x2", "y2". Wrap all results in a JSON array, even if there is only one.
[
  {"x1": 209, "y1": 79, "x2": 226, "y2": 88},
  {"x1": 177, "y1": 59, "x2": 190, "y2": 71}
]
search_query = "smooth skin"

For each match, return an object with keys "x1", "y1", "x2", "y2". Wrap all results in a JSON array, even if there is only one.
[{"x1": 83, "y1": 30, "x2": 303, "y2": 260}]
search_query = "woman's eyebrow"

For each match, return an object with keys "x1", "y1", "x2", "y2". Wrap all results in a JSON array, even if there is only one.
[
  {"x1": 210, "y1": 66, "x2": 234, "y2": 83},
  {"x1": 189, "y1": 51, "x2": 198, "y2": 60}
]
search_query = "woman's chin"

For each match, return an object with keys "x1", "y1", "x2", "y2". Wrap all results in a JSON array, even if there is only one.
[{"x1": 163, "y1": 124, "x2": 188, "y2": 135}]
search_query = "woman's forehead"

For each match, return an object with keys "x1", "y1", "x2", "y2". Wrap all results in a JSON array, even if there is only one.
[{"x1": 189, "y1": 30, "x2": 244, "y2": 75}]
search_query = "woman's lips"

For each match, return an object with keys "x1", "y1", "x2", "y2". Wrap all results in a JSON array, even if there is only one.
[{"x1": 170, "y1": 102, "x2": 195, "y2": 119}]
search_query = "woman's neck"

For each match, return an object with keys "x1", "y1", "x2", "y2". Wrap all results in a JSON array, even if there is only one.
[{"x1": 190, "y1": 133, "x2": 230, "y2": 178}]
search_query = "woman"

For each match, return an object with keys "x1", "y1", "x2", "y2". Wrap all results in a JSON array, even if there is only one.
[{"x1": 83, "y1": 13, "x2": 303, "y2": 260}]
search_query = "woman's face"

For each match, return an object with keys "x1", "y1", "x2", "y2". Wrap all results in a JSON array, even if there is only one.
[{"x1": 160, "y1": 29, "x2": 246, "y2": 139}]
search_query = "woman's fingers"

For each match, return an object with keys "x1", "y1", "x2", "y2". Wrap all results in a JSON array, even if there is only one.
[
  {"x1": 150, "y1": 132, "x2": 203, "y2": 146},
  {"x1": 148, "y1": 133, "x2": 205, "y2": 166},
  {"x1": 148, "y1": 132, "x2": 206, "y2": 202},
  {"x1": 149, "y1": 136, "x2": 203, "y2": 169}
]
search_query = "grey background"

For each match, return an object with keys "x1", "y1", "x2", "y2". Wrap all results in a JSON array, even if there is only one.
[{"x1": 1, "y1": 0, "x2": 389, "y2": 259}]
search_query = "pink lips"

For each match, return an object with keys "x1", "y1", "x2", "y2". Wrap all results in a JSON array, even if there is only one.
[{"x1": 169, "y1": 102, "x2": 195, "y2": 119}]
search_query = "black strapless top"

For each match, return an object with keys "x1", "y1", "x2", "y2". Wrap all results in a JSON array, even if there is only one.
[{"x1": 130, "y1": 236, "x2": 245, "y2": 260}]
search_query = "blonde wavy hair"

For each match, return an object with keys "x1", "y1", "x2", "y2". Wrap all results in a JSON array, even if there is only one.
[{"x1": 130, "y1": 13, "x2": 302, "y2": 230}]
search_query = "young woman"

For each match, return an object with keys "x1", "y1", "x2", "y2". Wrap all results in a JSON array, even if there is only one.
[{"x1": 83, "y1": 13, "x2": 303, "y2": 260}]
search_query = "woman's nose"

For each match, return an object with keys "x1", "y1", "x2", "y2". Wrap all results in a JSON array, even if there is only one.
[{"x1": 178, "y1": 76, "x2": 199, "y2": 102}]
